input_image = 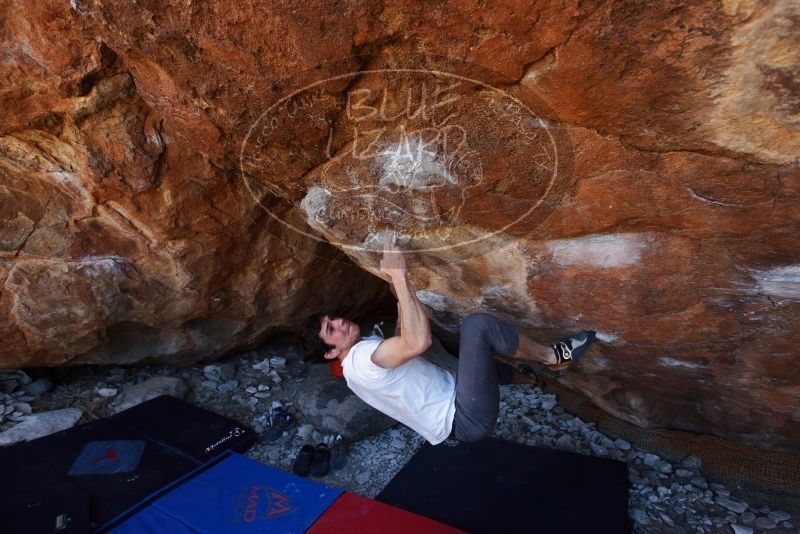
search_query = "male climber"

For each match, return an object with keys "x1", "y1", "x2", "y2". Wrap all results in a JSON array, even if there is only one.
[{"x1": 300, "y1": 235, "x2": 596, "y2": 444}]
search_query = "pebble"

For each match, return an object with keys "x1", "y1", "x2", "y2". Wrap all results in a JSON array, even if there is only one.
[
  {"x1": 356, "y1": 472, "x2": 370, "y2": 485},
  {"x1": 520, "y1": 414, "x2": 538, "y2": 427},
  {"x1": 630, "y1": 508, "x2": 649, "y2": 525},
  {"x1": 217, "y1": 380, "x2": 238, "y2": 393},
  {"x1": 203, "y1": 363, "x2": 236, "y2": 382},
  {"x1": 730, "y1": 525, "x2": 753, "y2": 534},
  {"x1": 245, "y1": 386, "x2": 258, "y2": 394},
  {"x1": 218, "y1": 363, "x2": 237, "y2": 381},
  {"x1": 676, "y1": 468, "x2": 693, "y2": 478},
  {"x1": 253, "y1": 359, "x2": 271, "y2": 373},
  {"x1": 0, "y1": 408, "x2": 83, "y2": 446},
  {"x1": 590, "y1": 445, "x2": 608, "y2": 457},
  {"x1": 96, "y1": 388, "x2": 117, "y2": 398},
  {"x1": 107, "y1": 368, "x2": 127, "y2": 383},
  {"x1": 296, "y1": 424, "x2": 314, "y2": 439},
  {"x1": 113, "y1": 376, "x2": 189, "y2": 413},
  {"x1": 740, "y1": 511, "x2": 755, "y2": 524},
  {"x1": 659, "y1": 512, "x2": 676, "y2": 527},
  {"x1": 682, "y1": 455, "x2": 701, "y2": 468},
  {"x1": 691, "y1": 477, "x2": 709, "y2": 489},
  {"x1": 658, "y1": 462, "x2": 672, "y2": 474},
  {"x1": 203, "y1": 365, "x2": 220, "y2": 380},
  {"x1": 257, "y1": 384, "x2": 270, "y2": 391},
  {"x1": 14, "y1": 402, "x2": 32, "y2": 415},
  {"x1": 644, "y1": 453, "x2": 661, "y2": 467},
  {"x1": 0, "y1": 379, "x2": 18, "y2": 394},
  {"x1": 768, "y1": 510, "x2": 790, "y2": 522},
  {"x1": 23, "y1": 378, "x2": 54, "y2": 398},
  {"x1": 614, "y1": 438, "x2": 631, "y2": 450},
  {"x1": 753, "y1": 516, "x2": 776, "y2": 529},
  {"x1": 555, "y1": 435, "x2": 573, "y2": 449},
  {"x1": 715, "y1": 495, "x2": 748, "y2": 514}
]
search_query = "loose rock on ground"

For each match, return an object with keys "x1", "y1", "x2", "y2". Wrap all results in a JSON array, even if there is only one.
[{"x1": 0, "y1": 337, "x2": 796, "y2": 533}]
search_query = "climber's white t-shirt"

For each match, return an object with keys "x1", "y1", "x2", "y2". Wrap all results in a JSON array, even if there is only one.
[{"x1": 342, "y1": 335, "x2": 456, "y2": 445}]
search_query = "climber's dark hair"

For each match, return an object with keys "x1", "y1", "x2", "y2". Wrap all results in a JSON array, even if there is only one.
[{"x1": 296, "y1": 312, "x2": 335, "y2": 363}]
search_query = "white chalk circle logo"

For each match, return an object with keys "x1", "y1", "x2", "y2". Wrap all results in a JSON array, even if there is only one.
[{"x1": 240, "y1": 57, "x2": 573, "y2": 261}]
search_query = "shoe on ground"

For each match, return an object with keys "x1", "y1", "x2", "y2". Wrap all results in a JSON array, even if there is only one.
[
  {"x1": 309, "y1": 444, "x2": 331, "y2": 477},
  {"x1": 329, "y1": 435, "x2": 347, "y2": 471},
  {"x1": 261, "y1": 405, "x2": 295, "y2": 443},
  {"x1": 293, "y1": 445, "x2": 314, "y2": 477}
]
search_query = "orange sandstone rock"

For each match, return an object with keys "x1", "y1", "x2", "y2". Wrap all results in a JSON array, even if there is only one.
[{"x1": 1, "y1": 0, "x2": 798, "y2": 451}]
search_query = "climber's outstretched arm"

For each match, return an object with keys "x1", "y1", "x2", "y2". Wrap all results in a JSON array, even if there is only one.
[{"x1": 371, "y1": 235, "x2": 431, "y2": 369}]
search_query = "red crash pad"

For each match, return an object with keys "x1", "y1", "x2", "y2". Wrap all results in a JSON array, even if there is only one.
[{"x1": 307, "y1": 492, "x2": 464, "y2": 533}]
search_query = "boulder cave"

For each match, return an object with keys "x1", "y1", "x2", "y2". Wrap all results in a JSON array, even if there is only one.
[{"x1": 1, "y1": 0, "x2": 798, "y2": 459}]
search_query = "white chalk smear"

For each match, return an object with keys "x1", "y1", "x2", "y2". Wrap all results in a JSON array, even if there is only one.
[
  {"x1": 657, "y1": 357, "x2": 706, "y2": 370},
  {"x1": 753, "y1": 265, "x2": 800, "y2": 300},
  {"x1": 547, "y1": 233, "x2": 647, "y2": 268},
  {"x1": 480, "y1": 285, "x2": 510, "y2": 298},
  {"x1": 415, "y1": 290, "x2": 451, "y2": 312},
  {"x1": 595, "y1": 331, "x2": 623, "y2": 344},
  {"x1": 380, "y1": 136, "x2": 455, "y2": 191},
  {"x1": 75, "y1": 257, "x2": 125, "y2": 277},
  {"x1": 299, "y1": 186, "x2": 331, "y2": 227}
]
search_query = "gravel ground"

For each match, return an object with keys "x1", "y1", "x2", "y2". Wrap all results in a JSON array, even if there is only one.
[{"x1": 1, "y1": 337, "x2": 797, "y2": 533}]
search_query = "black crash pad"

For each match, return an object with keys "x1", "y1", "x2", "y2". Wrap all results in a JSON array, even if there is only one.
[
  {"x1": 377, "y1": 437, "x2": 631, "y2": 534},
  {"x1": 0, "y1": 395, "x2": 256, "y2": 533}
]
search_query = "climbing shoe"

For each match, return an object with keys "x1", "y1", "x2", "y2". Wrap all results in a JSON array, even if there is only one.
[
  {"x1": 329, "y1": 435, "x2": 348, "y2": 471},
  {"x1": 549, "y1": 330, "x2": 596, "y2": 372},
  {"x1": 293, "y1": 445, "x2": 315, "y2": 477},
  {"x1": 261, "y1": 404, "x2": 295, "y2": 443},
  {"x1": 309, "y1": 444, "x2": 331, "y2": 477}
]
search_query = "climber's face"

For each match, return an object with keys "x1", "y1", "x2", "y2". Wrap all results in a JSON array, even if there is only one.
[{"x1": 318, "y1": 316, "x2": 361, "y2": 361}]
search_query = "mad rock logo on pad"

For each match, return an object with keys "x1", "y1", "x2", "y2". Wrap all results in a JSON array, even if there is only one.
[
  {"x1": 68, "y1": 440, "x2": 146, "y2": 475},
  {"x1": 234, "y1": 485, "x2": 295, "y2": 523}
]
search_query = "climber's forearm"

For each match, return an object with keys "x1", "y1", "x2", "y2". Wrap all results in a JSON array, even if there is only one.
[{"x1": 392, "y1": 275, "x2": 431, "y2": 352}]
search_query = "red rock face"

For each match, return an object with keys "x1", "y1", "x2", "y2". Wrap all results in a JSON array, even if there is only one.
[
  {"x1": 2, "y1": 0, "x2": 798, "y2": 450},
  {"x1": 0, "y1": 0, "x2": 389, "y2": 367}
]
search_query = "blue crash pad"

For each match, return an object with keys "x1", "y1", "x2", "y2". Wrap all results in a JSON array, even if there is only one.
[{"x1": 107, "y1": 452, "x2": 342, "y2": 533}]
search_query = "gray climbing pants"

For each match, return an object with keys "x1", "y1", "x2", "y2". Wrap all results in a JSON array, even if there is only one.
[{"x1": 450, "y1": 313, "x2": 519, "y2": 442}]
